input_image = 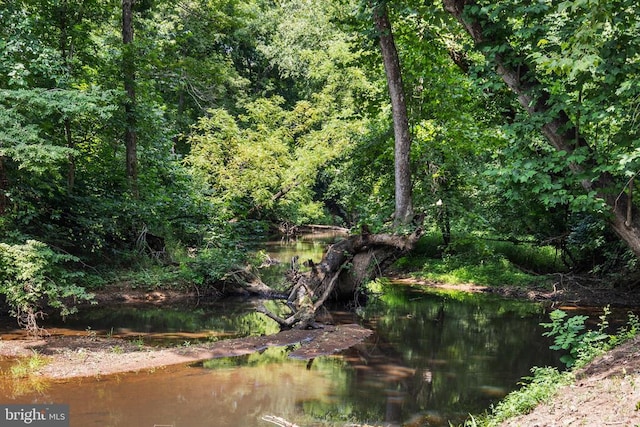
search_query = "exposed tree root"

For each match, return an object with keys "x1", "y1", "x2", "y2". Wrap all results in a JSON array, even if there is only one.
[{"x1": 260, "y1": 226, "x2": 423, "y2": 329}]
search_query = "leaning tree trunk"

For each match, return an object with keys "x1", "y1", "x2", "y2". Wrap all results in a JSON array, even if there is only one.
[
  {"x1": 443, "y1": 0, "x2": 640, "y2": 259},
  {"x1": 259, "y1": 227, "x2": 423, "y2": 330}
]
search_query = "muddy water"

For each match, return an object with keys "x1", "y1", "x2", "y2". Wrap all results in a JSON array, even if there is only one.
[
  {"x1": 1, "y1": 352, "x2": 333, "y2": 426},
  {"x1": 0, "y1": 234, "x2": 568, "y2": 426}
]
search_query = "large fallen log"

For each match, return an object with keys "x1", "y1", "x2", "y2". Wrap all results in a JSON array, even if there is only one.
[{"x1": 259, "y1": 226, "x2": 423, "y2": 329}]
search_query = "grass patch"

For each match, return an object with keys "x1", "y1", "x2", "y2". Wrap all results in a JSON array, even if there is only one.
[
  {"x1": 465, "y1": 367, "x2": 572, "y2": 427},
  {"x1": 417, "y1": 256, "x2": 541, "y2": 287},
  {"x1": 464, "y1": 368, "x2": 562, "y2": 426},
  {"x1": 1, "y1": 351, "x2": 51, "y2": 398},
  {"x1": 491, "y1": 241, "x2": 564, "y2": 274},
  {"x1": 396, "y1": 232, "x2": 564, "y2": 288},
  {"x1": 9, "y1": 351, "x2": 50, "y2": 378}
]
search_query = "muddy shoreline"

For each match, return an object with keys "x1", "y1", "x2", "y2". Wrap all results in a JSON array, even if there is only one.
[{"x1": 0, "y1": 324, "x2": 372, "y2": 379}]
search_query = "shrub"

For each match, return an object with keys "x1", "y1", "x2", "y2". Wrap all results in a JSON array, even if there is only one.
[
  {"x1": 0, "y1": 240, "x2": 94, "y2": 335},
  {"x1": 541, "y1": 307, "x2": 609, "y2": 368}
]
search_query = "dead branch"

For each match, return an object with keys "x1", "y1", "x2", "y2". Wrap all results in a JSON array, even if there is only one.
[{"x1": 314, "y1": 268, "x2": 342, "y2": 310}]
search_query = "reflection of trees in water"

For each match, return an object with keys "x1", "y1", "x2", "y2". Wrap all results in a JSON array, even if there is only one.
[
  {"x1": 50, "y1": 302, "x2": 280, "y2": 343},
  {"x1": 31, "y1": 359, "x2": 335, "y2": 426},
  {"x1": 36, "y1": 284, "x2": 556, "y2": 426},
  {"x1": 345, "y1": 286, "x2": 556, "y2": 425}
]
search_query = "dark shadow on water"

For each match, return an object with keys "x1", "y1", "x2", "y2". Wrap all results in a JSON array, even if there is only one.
[
  {"x1": 0, "y1": 234, "x2": 581, "y2": 426},
  {"x1": 0, "y1": 282, "x2": 565, "y2": 426}
]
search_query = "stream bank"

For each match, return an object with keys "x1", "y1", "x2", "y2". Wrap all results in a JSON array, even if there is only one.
[
  {"x1": 498, "y1": 334, "x2": 640, "y2": 427},
  {"x1": 0, "y1": 324, "x2": 372, "y2": 379},
  {"x1": 1, "y1": 278, "x2": 639, "y2": 426}
]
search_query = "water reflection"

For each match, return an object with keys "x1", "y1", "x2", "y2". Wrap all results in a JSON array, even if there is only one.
[
  {"x1": 333, "y1": 283, "x2": 560, "y2": 425},
  {"x1": 0, "y1": 299, "x2": 280, "y2": 344},
  {"x1": 260, "y1": 232, "x2": 343, "y2": 289},
  {"x1": 0, "y1": 283, "x2": 561, "y2": 426},
  {"x1": 1, "y1": 351, "x2": 334, "y2": 427}
]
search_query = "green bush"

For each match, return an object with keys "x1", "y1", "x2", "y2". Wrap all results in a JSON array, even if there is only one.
[
  {"x1": 0, "y1": 240, "x2": 93, "y2": 335},
  {"x1": 177, "y1": 225, "x2": 249, "y2": 290},
  {"x1": 541, "y1": 308, "x2": 609, "y2": 368}
]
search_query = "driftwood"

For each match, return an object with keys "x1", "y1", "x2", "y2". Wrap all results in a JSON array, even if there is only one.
[
  {"x1": 259, "y1": 226, "x2": 423, "y2": 329},
  {"x1": 261, "y1": 415, "x2": 299, "y2": 427}
]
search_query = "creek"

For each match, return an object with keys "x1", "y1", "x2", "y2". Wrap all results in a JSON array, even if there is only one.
[{"x1": 0, "y1": 234, "x2": 565, "y2": 426}]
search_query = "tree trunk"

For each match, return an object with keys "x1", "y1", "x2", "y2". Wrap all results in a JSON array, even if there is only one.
[
  {"x1": 122, "y1": 0, "x2": 138, "y2": 198},
  {"x1": 443, "y1": 0, "x2": 640, "y2": 258},
  {"x1": 372, "y1": 2, "x2": 413, "y2": 225},
  {"x1": 64, "y1": 119, "x2": 75, "y2": 193},
  {"x1": 259, "y1": 227, "x2": 423, "y2": 329},
  {"x1": 57, "y1": 4, "x2": 75, "y2": 193}
]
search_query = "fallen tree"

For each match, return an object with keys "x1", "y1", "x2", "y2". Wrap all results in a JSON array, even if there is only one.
[
  {"x1": 253, "y1": 1, "x2": 424, "y2": 330},
  {"x1": 258, "y1": 225, "x2": 423, "y2": 329}
]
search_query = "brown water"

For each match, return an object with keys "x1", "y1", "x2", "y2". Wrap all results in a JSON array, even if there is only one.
[
  {"x1": 1, "y1": 353, "x2": 334, "y2": 426},
  {"x1": 0, "y1": 286, "x2": 563, "y2": 427},
  {"x1": 0, "y1": 235, "x2": 577, "y2": 426}
]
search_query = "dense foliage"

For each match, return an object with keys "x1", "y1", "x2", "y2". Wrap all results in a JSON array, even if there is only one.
[
  {"x1": 1, "y1": 0, "x2": 640, "y2": 330},
  {"x1": 0, "y1": 240, "x2": 93, "y2": 334}
]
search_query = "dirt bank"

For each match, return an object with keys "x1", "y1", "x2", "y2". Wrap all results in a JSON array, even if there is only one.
[{"x1": 500, "y1": 334, "x2": 640, "y2": 427}]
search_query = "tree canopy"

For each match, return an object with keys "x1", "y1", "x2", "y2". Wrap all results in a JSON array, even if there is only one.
[{"x1": 2, "y1": 0, "x2": 640, "y2": 329}]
